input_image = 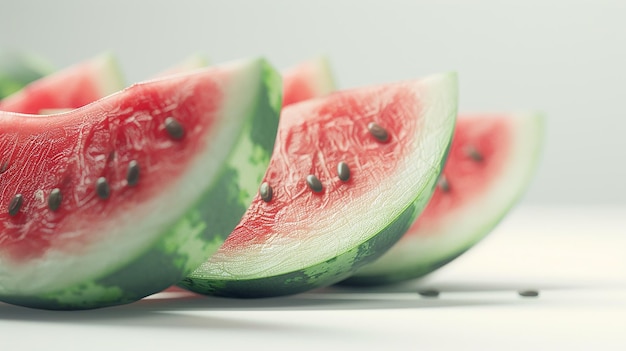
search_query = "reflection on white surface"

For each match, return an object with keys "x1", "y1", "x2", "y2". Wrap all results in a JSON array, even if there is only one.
[{"x1": 1, "y1": 206, "x2": 625, "y2": 350}]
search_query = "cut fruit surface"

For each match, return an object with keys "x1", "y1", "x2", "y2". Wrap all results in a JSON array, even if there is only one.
[
  {"x1": 281, "y1": 57, "x2": 334, "y2": 107},
  {"x1": 0, "y1": 58, "x2": 281, "y2": 309},
  {"x1": 0, "y1": 53, "x2": 124, "y2": 114},
  {"x1": 179, "y1": 72, "x2": 458, "y2": 298},
  {"x1": 342, "y1": 113, "x2": 545, "y2": 285}
]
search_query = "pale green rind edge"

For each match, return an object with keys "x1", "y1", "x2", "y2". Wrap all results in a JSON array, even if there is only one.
[
  {"x1": 310, "y1": 56, "x2": 337, "y2": 97},
  {"x1": 0, "y1": 59, "x2": 282, "y2": 310},
  {"x1": 178, "y1": 72, "x2": 458, "y2": 298},
  {"x1": 94, "y1": 51, "x2": 127, "y2": 96},
  {"x1": 0, "y1": 51, "x2": 54, "y2": 99},
  {"x1": 342, "y1": 112, "x2": 546, "y2": 285}
]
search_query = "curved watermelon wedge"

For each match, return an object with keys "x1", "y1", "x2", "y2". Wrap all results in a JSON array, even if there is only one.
[
  {"x1": 154, "y1": 54, "x2": 209, "y2": 78},
  {"x1": 342, "y1": 113, "x2": 545, "y2": 285},
  {"x1": 2, "y1": 53, "x2": 212, "y2": 116},
  {"x1": 0, "y1": 58, "x2": 281, "y2": 310},
  {"x1": 0, "y1": 51, "x2": 54, "y2": 99},
  {"x1": 0, "y1": 53, "x2": 124, "y2": 114},
  {"x1": 281, "y1": 56, "x2": 334, "y2": 106},
  {"x1": 179, "y1": 72, "x2": 458, "y2": 298}
]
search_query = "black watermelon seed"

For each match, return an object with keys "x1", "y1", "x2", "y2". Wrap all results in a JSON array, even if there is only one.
[
  {"x1": 8, "y1": 194, "x2": 23, "y2": 217},
  {"x1": 48, "y1": 188, "x2": 62, "y2": 211},
  {"x1": 417, "y1": 289, "x2": 440, "y2": 298},
  {"x1": 0, "y1": 162, "x2": 8, "y2": 174},
  {"x1": 306, "y1": 174, "x2": 323, "y2": 193},
  {"x1": 96, "y1": 177, "x2": 110, "y2": 200},
  {"x1": 367, "y1": 122, "x2": 389, "y2": 142},
  {"x1": 164, "y1": 117, "x2": 185, "y2": 140},
  {"x1": 437, "y1": 175, "x2": 450, "y2": 192},
  {"x1": 465, "y1": 145, "x2": 484, "y2": 162},
  {"x1": 126, "y1": 160, "x2": 140, "y2": 187},
  {"x1": 337, "y1": 162, "x2": 350, "y2": 182},
  {"x1": 259, "y1": 182, "x2": 273, "y2": 202},
  {"x1": 518, "y1": 290, "x2": 540, "y2": 297}
]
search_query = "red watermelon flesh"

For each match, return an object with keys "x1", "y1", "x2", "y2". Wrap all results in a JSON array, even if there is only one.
[
  {"x1": 0, "y1": 58, "x2": 281, "y2": 309},
  {"x1": 0, "y1": 53, "x2": 124, "y2": 114},
  {"x1": 180, "y1": 72, "x2": 458, "y2": 298},
  {"x1": 0, "y1": 53, "x2": 212, "y2": 117},
  {"x1": 162, "y1": 56, "x2": 336, "y2": 296},
  {"x1": 343, "y1": 112, "x2": 545, "y2": 285},
  {"x1": 281, "y1": 57, "x2": 335, "y2": 107}
]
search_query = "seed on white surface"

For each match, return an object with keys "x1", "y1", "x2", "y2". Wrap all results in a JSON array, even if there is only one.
[
  {"x1": 518, "y1": 290, "x2": 539, "y2": 297},
  {"x1": 417, "y1": 289, "x2": 440, "y2": 298}
]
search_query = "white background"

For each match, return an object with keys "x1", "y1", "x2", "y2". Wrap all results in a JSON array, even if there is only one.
[
  {"x1": 2, "y1": 207, "x2": 625, "y2": 350},
  {"x1": 1, "y1": 0, "x2": 625, "y2": 205}
]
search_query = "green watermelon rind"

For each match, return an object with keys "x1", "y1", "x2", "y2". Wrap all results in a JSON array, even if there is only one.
[
  {"x1": 342, "y1": 112, "x2": 546, "y2": 285},
  {"x1": 0, "y1": 51, "x2": 54, "y2": 99},
  {"x1": 0, "y1": 59, "x2": 281, "y2": 310},
  {"x1": 179, "y1": 72, "x2": 458, "y2": 298},
  {"x1": 179, "y1": 185, "x2": 430, "y2": 297},
  {"x1": 88, "y1": 52, "x2": 126, "y2": 101},
  {"x1": 2, "y1": 52, "x2": 126, "y2": 116},
  {"x1": 298, "y1": 56, "x2": 336, "y2": 99}
]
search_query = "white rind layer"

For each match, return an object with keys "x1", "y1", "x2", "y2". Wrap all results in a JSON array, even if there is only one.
[
  {"x1": 353, "y1": 112, "x2": 545, "y2": 276},
  {"x1": 91, "y1": 52, "x2": 126, "y2": 99},
  {"x1": 197, "y1": 72, "x2": 458, "y2": 280},
  {"x1": 306, "y1": 57, "x2": 335, "y2": 98},
  {"x1": 0, "y1": 59, "x2": 265, "y2": 295}
]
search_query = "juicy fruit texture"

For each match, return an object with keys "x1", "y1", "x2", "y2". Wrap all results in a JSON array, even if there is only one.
[
  {"x1": 281, "y1": 57, "x2": 334, "y2": 106},
  {"x1": 0, "y1": 58, "x2": 281, "y2": 309},
  {"x1": 0, "y1": 51, "x2": 53, "y2": 99},
  {"x1": 1, "y1": 53, "x2": 208, "y2": 116},
  {"x1": 163, "y1": 56, "x2": 334, "y2": 295},
  {"x1": 0, "y1": 53, "x2": 124, "y2": 114},
  {"x1": 342, "y1": 113, "x2": 545, "y2": 285},
  {"x1": 179, "y1": 72, "x2": 458, "y2": 298}
]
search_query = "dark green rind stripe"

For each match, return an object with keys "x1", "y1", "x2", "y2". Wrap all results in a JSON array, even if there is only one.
[
  {"x1": 339, "y1": 197, "x2": 523, "y2": 286},
  {"x1": 0, "y1": 51, "x2": 53, "y2": 99},
  {"x1": 0, "y1": 59, "x2": 282, "y2": 310},
  {"x1": 177, "y1": 74, "x2": 458, "y2": 299},
  {"x1": 177, "y1": 172, "x2": 437, "y2": 298},
  {"x1": 341, "y1": 115, "x2": 546, "y2": 286}
]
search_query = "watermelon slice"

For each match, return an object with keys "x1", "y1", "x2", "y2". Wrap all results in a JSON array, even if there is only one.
[
  {"x1": 0, "y1": 51, "x2": 54, "y2": 99},
  {"x1": 0, "y1": 58, "x2": 281, "y2": 310},
  {"x1": 281, "y1": 56, "x2": 334, "y2": 106},
  {"x1": 178, "y1": 72, "x2": 458, "y2": 298},
  {"x1": 0, "y1": 53, "x2": 124, "y2": 115},
  {"x1": 342, "y1": 113, "x2": 545, "y2": 285},
  {"x1": 154, "y1": 54, "x2": 209, "y2": 78},
  {"x1": 2, "y1": 53, "x2": 210, "y2": 116}
]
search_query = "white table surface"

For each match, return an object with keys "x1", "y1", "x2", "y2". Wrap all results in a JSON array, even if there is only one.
[{"x1": 2, "y1": 206, "x2": 625, "y2": 351}]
